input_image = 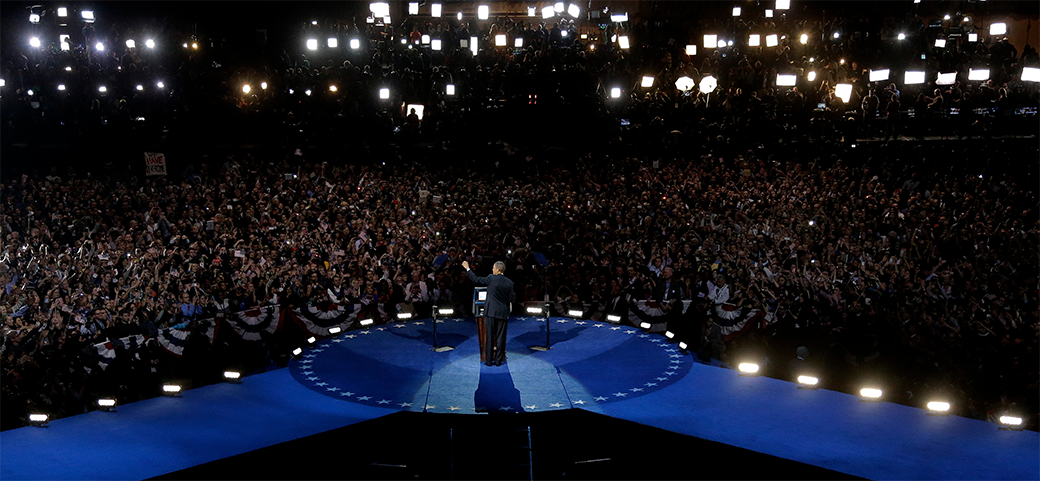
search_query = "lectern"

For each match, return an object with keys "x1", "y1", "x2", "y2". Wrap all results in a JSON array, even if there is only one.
[{"x1": 473, "y1": 287, "x2": 488, "y2": 363}]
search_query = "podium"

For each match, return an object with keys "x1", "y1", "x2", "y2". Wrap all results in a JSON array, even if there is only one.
[{"x1": 473, "y1": 288, "x2": 488, "y2": 363}]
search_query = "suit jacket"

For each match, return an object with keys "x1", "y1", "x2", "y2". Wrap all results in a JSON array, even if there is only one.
[
  {"x1": 467, "y1": 270, "x2": 514, "y2": 319},
  {"x1": 653, "y1": 278, "x2": 685, "y2": 303}
]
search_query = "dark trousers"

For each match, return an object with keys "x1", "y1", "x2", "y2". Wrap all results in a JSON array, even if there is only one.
[{"x1": 485, "y1": 316, "x2": 507, "y2": 364}]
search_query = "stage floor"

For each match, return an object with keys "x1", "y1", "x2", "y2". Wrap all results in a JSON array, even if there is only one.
[{"x1": 2, "y1": 316, "x2": 1037, "y2": 480}]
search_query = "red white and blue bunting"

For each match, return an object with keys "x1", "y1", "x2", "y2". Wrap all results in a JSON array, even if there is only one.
[
  {"x1": 290, "y1": 303, "x2": 359, "y2": 337},
  {"x1": 224, "y1": 306, "x2": 282, "y2": 341}
]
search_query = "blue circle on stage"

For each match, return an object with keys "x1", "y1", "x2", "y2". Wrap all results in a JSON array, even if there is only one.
[{"x1": 289, "y1": 317, "x2": 691, "y2": 413}]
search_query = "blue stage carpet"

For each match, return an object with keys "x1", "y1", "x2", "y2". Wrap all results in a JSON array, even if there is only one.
[{"x1": 1, "y1": 316, "x2": 1037, "y2": 480}]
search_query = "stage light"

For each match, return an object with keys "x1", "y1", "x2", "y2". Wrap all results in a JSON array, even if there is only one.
[
  {"x1": 738, "y1": 363, "x2": 760, "y2": 375},
  {"x1": 438, "y1": 308, "x2": 455, "y2": 316},
  {"x1": 183, "y1": 42, "x2": 189, "y2": 48},
  {"x1": 402, "y1": 37, "x2": 409, "y2": 45},
  {"x1": 325, "y1": 37, "x2": 337, "y2": 48},
  {"x1": 529, "y1": 6, "x2": 536, "y2": 16},
  {"x1": 82, "y1": 10, "x2": 95, "y2": 22},
  {"x1": 292, "y1": 347, "x2": 303, "y2": 356},
  {"x1": 807, "y1": 70, "x2": 817, "y2": 81},
  {"x1": 446, "y1": 84, "x2": 456, "y2": 95},
  {"x1": 28, "y1": 414, "x2": 49, "y2": 427},
  {"x1": 554, "y1": 2, "x2": 564, "y2": 13},
  {"x1": 242, "y1": 84, "x2": 251, "y2": 94},
  {"x1": 2, "y1": 79, "x2": 8, "y2": 87},
  {"x1": 685, "y1": 45, "x2": 696, "y2": 55},
  {"x1": 926, "y1": 401, "x2": 950, "y2": 414},
  {"x1": 639, "y1": 322, "x2": 652, "y2": 330},
  {"x1": 422, "y1": 34, "x2": 430, "y2": 44},
  {"x1": 641, "y1": 76, "x2": 655, "y2": 88},
  {"x1": 96, "y1": 41, "x2": 106, "y2": 52},
  {"x1": 998, "y1": 415, "x2": 1024, "y2": 430},
  {"x1": 142, "y1": 38, "x2": 155, "y2": 49},
  {"x1": 523, "y1": 306, "x2": 544, "y2": 315},
  {"x1": 835, "y1": 83, "x2": 852, "y2": 103},
  {"x1": 749, "y1": 34, "x2": 761, "y2": 47},
  {"x1": 58, "y1": 7, "x2": 68, "y2": 17},
  {"x1": 406, "y1": 103, "x2": 424, "y2": 119},
  {"x1": 610, "y1": 12, "x2": 628, "y2": 22},
  {"x1": 349, "y1": 38, "x2": 361, "y2": 50},
  {"x1": 61, "y1": 39, "x2": 71, "y2": 51},
  {"x1": 675, "y1": 76, "x2": 695, "y2": 91},
  {"x1": 678, "y1": 341, "x2": 688, "y2": 350},
  {"x1": 65, "y1": 66, "x2": 72, "y2": 72},
  {"x1": 833, "y1": 32, "x2": 840, "y2": 39},
  {"x1": 968, "y1": 32, "x2": 978, "y2": 42},
  {"x1": 797, "y1": 375, "x2": 819, "y2": 388},
  {"x1": 618, "y1": 35, "x2": 630, "y2": 49},
  {"x1": 733, "y1": 7, "x2": 742, "y2": 16},
  {"x1": 561, "y1": 30, "x2": 568, "y2": 38},
  {"x1": 544, "y1": 6, "x2": 557, "y2": 19},
  {"x1": 699, "y1": 75, "x2": 718, "y2": 93},
  {"x1": 306, "y1": 336, "x2": 317, "y2": 345},
  {"x1": 306, "y1": 39, "x2": 318, "y2": 50},
  {"x1": 776, "y1": 0, "x2": 790, "y2": 10},
  {"x1": 800, "y1": 33, "x2": 808, "y2": 44},
  {"x1": 470, "y1": 36, "x2": 479, "y2": 55},
  {"x1": 478, "y1": 5, "x2": 489, "y2": 20},
  {"x1": 664, "y1": 331, "x2": 675, "y2": 339},
  {"x1": 606, "y1": 314, "x2": 622, "y2": 323},
  {"x1": 727, "y1": 40, "x2": 734, "y2": 47},
  {"x1": 703, "y1": 34, "x2": 717, "y2": 49},
  {"x1": 397, "y1": 312, "x2": 413, "y2": 320},
  {"x1": 936, "y1": 71, "x2": 956, "y2": 85},
  {"x1": 776, "y1": 74, "x2": 797, "y2": 86},
  {"x1": 379, "y1": 87, "x2": 390, "y2": 99},
  {"x1": 567, "y1": 309, "x2": 584, "y2": 318},
  {"x1": 329, "y1": 85, "x2": 338, "y2": 92},
  {"x1": 934, "y1": 38, "x2": 946, "y2": 48},
  {"x1": 766, "y1": 9, "x2": 773, "y2": 18},
  {"x1": 968, "y1": 68, "x2": 990, "y2": 81},
  {"x1": 989, "y1": 23, "x2": 1006, "y2": 35},
  {"x1": 126, "y1": 39, "x2": 136, "y2": 49},
  {"x1": 904, "y1": 70, "x2": 925, "y2": 84},
  {"x1": 370, "y1": 2, "x2": 390, "y2": 18},
  {"x1": 224, "y1": 371, "x2": 242, "y2": 383},
  {"x1": 29, "y1": 37, "x2": 41, "y2": 48},
  {"x1": 808, "y1": 219, "x2": 815, "y2": 226},
  {"x1": 98, "y1": 398, "x2": 117, "y2": 411},
  {"x1": 894, "y1": 32, "x2": 905, "y2": 41},
  {"x1": 943, "y1": 14, "x2": 951, "y2": 21},
  {"x1": 457, "y1": 12, "x2": 463, "y2": 20},
  {"x1": 568, "y1": 4, "x2": 580, "y2": 18},
  {"x1": 610, "y1": 87, "x2": 621, "y2": 98},
  {"x1": 192, "y1": 42, "x2": 198, "y2": 50},
  {"x1": 98, "y1": 86, "x2": 107, "y2": 93},
  {"x1": 869, "y1": 69, "x2": 890, "y2": 82},
  {"x1": 305, "y1": 89, "x2": 312, "y2": 96},
  {"x1": 859, "y1": 387, "x2": 883, "y2": 400},
  {"x1": 27, "y1": 89, "x2": 34, "y2": 96},
  {"x1": 162, "y1": 384, "x2": 182, "y2": 396},
  {"x1": 133, "y1": 84, "x2": 143, "y2": 91},
  {"x1": 58, "y1": 84, "x2": 66, "y2": 91},
  {"x1": 963, "y1": 17, "x2": 970, "y2": 23},
  {"x1": 431, "y1": 3, "x2": 442, "y2": 17},
  {"x1": 1022, "y1": 67, "x2": 1040, "y2": 82},
  {"x1": 429, "y1": 38, "x2": 441, "y2": 50},
  {"x1": 495, "y1": 34, "x2": 507, "y2": 46},
  {"x1": 409, "y1": 2, "x2": 419, "y2": 15},
  {"x1": 356, "y1": 318, "x2": 374, "y2": 328},
  {"x1": 515, "y1": 38, "x2": 523, "y2": 48}
]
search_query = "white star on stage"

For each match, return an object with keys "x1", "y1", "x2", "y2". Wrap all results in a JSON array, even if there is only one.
[
  {"x1": 359, "y1": 330, "x2": 371, "y2": 335},
  {"x1": 301, "y1": 359, "x2": 313, "y2": 364},
  {"x1": 399, "y1": 402, "x2": 412, "y2": 407},
  {"x1": 645, "y1": 382, "x2": 657, "y2": 387},
  {"x1": 304, "y1": 354, "x2": 316, "y2": 358},
  {"x1": 435, "y1": 320, "x2": 445, "y2": 323},
  {"x1": 556, "y1": 319, "x2": 569, "y2": 323},
  {"x1": 665, "y1": 349, "x2": 678, "y2": 353},
  {"x1": 575, "y1": 321, "x2": 587, "y2": 325},
  {"x1": 630, "y1": 387, "x2": 644, "y2": 392},
  {"x1": 315, "y1": 382, "x2": 328, "y2": 387},
  {"x1": 525, "y1": 404, "x2": 538, "y2": 410},
  {"x1": 639, "y1": 334, "x2": 650, "y2": 338},
  {"x1": 671, "y1": 359, "x2": 684, "y2": 364},
  {"x1": 454, "y1": 319, "x2": 464, "y2": 322},
  {"x1": 665, "y1": 371, "x2": 677, "y2": 376},
  {"x1": 302, "y1": 371, "x2": 313, "y2": 375},
  {"x1": 549, "y1": 403, "x2": 563, "y2": 408},
  {"x1": 498, "y1": 406, "x2": 513, "y2": 411},
  {"x1": 307, "y1": 377, "x2": 319, "y2": 381},
  {"x1": 669, "y1": 354, "x2": 682, "y2": 358},
  {"x1": 610, "y1": 326, "x2": 621, "y2": 330},
  {"x1": 594, "y1": 396, "x2": 608, "y2": 401},
  {"x1": 377, "y1": 399, "x2": 390, "y2": 404},
  {"x1": 413, "y1": 321, "x2": 425, "y2": 326},
  {"x1": 393, "y1": 324, "x2": 406, "y2": 328},
  {"x1": 656, "y1": 377, "x2": 668, "y2": 381},
  {"x1": 613, "y1": 392, "x2": 628, "y2": 397},
  {"x1": 425, "y1": 405, "x2": 436, "y2": 410},
  {"x1": 343, "y1": 334, "x2": 357, "y2": 339},
  {"x1": 357, "y1": 396, "x2": 371, "y2": 401},
  {"x1": 313, "y1": 348, "x2": 325, "y2": 352},
  {"x1": 326, "y1": 387, "x2": 340, "y2": 392},
  {"x1": 649, "y1": 338, "x2": 662, "y2": 343},
  {"x1": 331, "y1": 339, "x2": 344, "y2": 343},
  {"x1": 573, "y1": 400, "x2": 586, "y2": 405},
  {"x1": 625, "y1": 330, "x2": 637, "y2": 334},
  {"x1": 593, "y1": 324, "x2": 605, "y2": 328},
  {"x1": 448, "y1": 406, "x2": 461, "y2": 411},
  {"x1": 376, "y1": 327, "x2": 386, "y2": 331},
  {"x1": 340, "y1": 391, "x2": 354, "y2": 397}
]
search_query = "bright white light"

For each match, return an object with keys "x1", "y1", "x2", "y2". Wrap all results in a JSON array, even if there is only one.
[
  {"x1": 800, "y1": 33, "x2": 808, "y2": 44},
  {"x1": 968, "y1": 68, "x2": 990, "y2": 81},
  {"x1": 163, "y1": 384, "x2": 182, "y2": 393},
  {"x1": 610, "y1": 87, "x2": 621, "y2": 98},
  {"x1": 807, "y1": 70, "x2": 817, "y2": 81},
  {"x1": 242, "y1": 84, "x2": 251, "y2": 94},
  {"x1": 561, "y1": 30, "x2": 568, "y2": 38},
  {"x1": 904, "y1": 70, "x2": 925, "y2": 84},
  {"x1": 329, "y1": 85, "x2": 338, "y2": 92},
  {"x1": 641, "y1": 76, "x2": 655, "y2": 88},
  {"x1": 29, "y1": 414, "x2": 48, "y2": 422},
  {"x1": 146, "y1": 39, "x2": 156, "y2": 49},
  {"x1": 409, "y1": 2, "x2": 419, "y2": 15},
  {"x1": 526, "y1": 306, "x2": 544, "y2": 314},
  {"x1": 370, "y1": 2, "x2": 390, "y2": 18},
  {"x1": 58, "y1": 84, "x2": 66, "y2": 91},
  {"x1": 833, "y1": 31, "x2": 840, "y2": 39},
  {"x1": 675, "y1": 76, "x2": 695, "y2": 91},
  {"x1": 379, "y1": 88, "x2": 390, "y2": 99},
  {"x1": 304, "y1": 89, "x2": 312, "y2": 96},
  {"x1": 544, "y1": 6, "x2": 556, "y2": 19},
  {"x1": 704, "y1": 34, "x2": 718, "y2": 49},
  {"x1": 360, "y1": 318, "x2": 375, "y2": 327},
  {"x1": 326, "y1": 37, "x2": 338, "y2": 48},
  {"x1": 157, "y1": 81, "x2": 165, "y2": 88},
  {"x1": 495, "y1": 34, "x2": 507, "y2": 46},
  {"x1": 132, "y1": 84, "x2": 142, "y2": 91},
  {"x1": 943, "y1": 14, "x2": 951, "y2": 20},
  {"x1": 935, "y1": 38, "x2": 946, "y2": 48},
  {"x1": 57, "y1": 7, "x2": 68, "y2": 17},
  {"x1": 685, "y1": 45, "x2": 696, "y2": 55},
  {"x1": 990, "y1": 23, "x2": 1007, "y2": 35},
  {"x1": 618, "y1": 35, "x2": 630, "y2": 49},
  {"x1": 999, "y1": 415, "x2": 1023, "y2": 426},
  {"x1": 797, "y1": 375, "x2": 819, "y2": 386},
  {"x1": 96, "y1": 42, "x2": 105, "y2": 52},
  {"x1": 554, "y1": 2, "x2": 564, "y2": 13},
  {"x1": 964, "y1": 17, "x2": 970, "y2": 23},
  {"x1": 470, "y1": 36, "x2": 479, "y2": 55},
  {"x1": 348, "y1": 38, "x2": 360, "y2": 50},
  {"x1": 776, "y1": 0, "x2": 790, "y2": 10},
  {"x1": 446, "y1": 84, "x2": 455, "y2": 95},
  {"x1": 431, "y1": 39, "x2": 442, "y2": 51},
  {"x1": 98, "y1": 86, "x2": 107, "y2": 93},
  {"x1": 610, "y1": 13, "x2": 628, "y2": 22},
  {"x1": 224, "y1": 371, "x2": 241, "y2": 380},
  {"x1": 860, "y1": 387, "x2": 883, "y2": 399},
  {"x1": 183, "y1": 43, "x2": 188, "y2": 48},
  {"x1": 312, "y1": 20, "x2": 318, "y2": 25},
  {"x1": 699, "y1": 75, "x2": 718, "y2": 93},
  {"x1": 438, "y1": 308, "x2": 455, "y2": 315},
  {"x1": 766, "y1": 9, "x2": 774, "y2": 18},
  {"x1": 397, "y1": 312, "x2": 413, "y2": 319},
  {"x1": 968, "y1": 32, "x2": 978, "y2": 42},
  {"x1": 126, "y1": 39, "x2": 136, "y2": 49},
  {"x1": 749, "y1": 34, "x2": 761, "y2": 47},
  {"x1": 1022, "y1": 67, "x2": 1040, "y2": 82},
  {"x1": 421, "y1": 34, "x2": 430, "y2": 45},
  {"x1": 515, "y1": 38, "x2": 523, "y2": 48},
  {"x1": 936, "y1": 71, "x2": 957, "y2": 85},
  {"x1": 431, "y1": 3, "x2": 442, "y2": 17},
  {"x1": 65, "y1": 66, "x2": 72, "y2": 71},
  {"x1": 776, "y1": 74, "x2": 797, "y2": 86},
  {"x1": 61, "y1": 41, "x2": 70, "y2": 51},
  {"x1": 678, "y1": 341, "x2": 688, "y2": 350},
  {"x1": 456, "y1": 12, "x2": 462, "y2": 21},
  {"x1": 765, "y1": 34, "x2": 779, "y2": 47},
  {"x1": 307, "y1": 336, "x2": 316, "y2": 344},
  {"x1": 738, "y1": 363, "x2": 760, "y2": 374},
  {"x1": 81, "y1": 10, "x2": 95, "y2": 21},
  {"x1": 639, "y1": 322, "x2": 652, "y2": 329},
  {"x1": 718, "y1": 39, "x2": 728, "y2": 48},
  {"x1": 406, "y1": 103, "x2": 424, "y2": 119},
  {"x1": 191, "y1": 42, "x2": 198, "y2": 50},
  {"x1": 568, "y1": 4, "x2": 580, "y2": 18},
  {"x1": 0, "y1": 79, "x2": 6, "y2": 88},
  {"x1": 607, "y1": 314, "x2": 622, "y2": 322},
  {"x1": 869, "y1": 69, "x2": 890, "y2": 82},
  {"x1": 665, "y1": 331, "x2": 675, "y2": 339},
  {"x1": 306, "y1": 39, "x2": 318, "y2": 50},
  {"x1": 27, "y1": 89, "x2": 34, "y2": 96},
  {"x1": 567, "y1": 309, "x2": 583, "y2": 317},
  {"x1": 329, "y1": 326, "x2": 342, "y2": 334},
  {"x1": 927, "y1": 401, "x2": 950, "y2": 412},
  {"x1": 835, "y1": 83, "x2": 853, "y2": 103},
  {"x1": 529, "y1": 6, "x2": 536, "y2": 17},
  {"x1": 98, "y1": 398, "x2": 116, "y2": 407},
  {"x1": 733, "y1": 7, "x2": 742, "y2": 16},
  {"x1": 292, "y1": 347, "x2": 303, "y2": 356},
  {"x1": 727, "y1": 40, "x2": 734, "y2": 47},
  {"x1": 477, "y1": 5, "x2": 489, "y2": 19},
  {"x1": 30, "y1": 37, "x2": 41, "y2": 48}
]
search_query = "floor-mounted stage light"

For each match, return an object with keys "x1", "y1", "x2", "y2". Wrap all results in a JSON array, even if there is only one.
[
  {"x1": 431, "y1": 306, "x2": 456, "y2": 352},
  {"x1": 738, "y1": 363, "x2": 760, "y2": 376},
  {"x1": 998, "y1": 415, "x2": 1024, "y2": 431},
  {"x1": 162, "y1": 384, "x2": 182, "y2": 397},
  {"x1": 859, "y1": 387, "x2": 883, "y2": 401},
  {"x1": 98, "y1": 398, "x2": 117, "y2": 412},
  {"x1": 926, "y1": 401, "x2": 950, "y2": 415},
  {"x1": 606, "y1": 314, "x2": 622, "y2": 324},
  {"x1": 224, "y1": 371, "x2": 242, "y2": 384},
  {"x1": 292, "y1": 347, "x2": 304, "y2": 357},
  {"x1": 29, "y1": 413, "x2": 49, "y2": 427},
  {"x1": 328, "y1": 326, "x2": 342, "y2": 335}
]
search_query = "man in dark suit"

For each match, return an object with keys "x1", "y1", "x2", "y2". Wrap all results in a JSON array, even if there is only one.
[{"x1": 463, "y1": 260, "x2": 514, "y2": 366}]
